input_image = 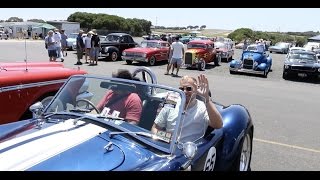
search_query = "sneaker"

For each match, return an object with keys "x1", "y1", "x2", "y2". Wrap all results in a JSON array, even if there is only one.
[
  {"x1": 75, "y1": 62, "x2": 82, "y2": 65},
  {"x1": 61, "y1": 58, "x2": 64, "y2": 62}
]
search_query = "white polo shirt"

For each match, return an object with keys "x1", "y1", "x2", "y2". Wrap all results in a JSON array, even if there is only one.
[{"x1": 154, "y1": 99, "x2": 209, "y2": 142}]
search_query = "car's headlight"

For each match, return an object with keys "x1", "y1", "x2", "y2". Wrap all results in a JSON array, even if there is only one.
[
  {"x1": 284, "y1": 65, "x2": 289, "y2": 69},
  {"x1": 122, "y1": 51, "x2": 126, "y2": 56},
  {"x1": 104, "y1": 47, "x2": 109, "y2": 52},
  {"x1": 142, "y1": 53, "x2": 147, "y2": 58},
  {"x1": 318, "y1": 68, "x2": 320, "y2": 72}
]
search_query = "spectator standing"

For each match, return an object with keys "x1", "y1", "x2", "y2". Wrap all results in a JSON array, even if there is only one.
[
  {"x1": 165, "y1": 36, "x2": 185, "y2": 77},
  {"x1": 60, "y1": 29, "x2": 68, "y2": 57},
  {"x1": 84, "y1": 31, "x2": 93, "y2": 64},
  {"x1": 53, "y1": 28, "x2": 64, "y2": 62},
  {"x1": 75, "y1": 30, "x2": 85, "y2": 65},
  {"x1": 90, "y1": 29, "x2": 100, "y2": 65},
  {"x1": 45, "y1": 31, "x2": 57, "y2": 62},
  {"x1": 8, "y1": 28, "x2": 12, "y2": 39}
]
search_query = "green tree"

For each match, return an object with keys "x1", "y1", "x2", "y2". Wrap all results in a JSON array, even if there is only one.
[{"x1": 6, "y1": 17, "x2": 23, "y2": 22}]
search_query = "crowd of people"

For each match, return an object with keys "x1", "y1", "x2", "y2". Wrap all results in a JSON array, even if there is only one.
[{"x1": 44, "y1": 28, "x2": 67, "y2": 62}]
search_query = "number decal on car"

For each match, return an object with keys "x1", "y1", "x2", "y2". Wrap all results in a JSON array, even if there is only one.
[{"x1": 203, "y1": 146, "x2": 216, "y2": 171}]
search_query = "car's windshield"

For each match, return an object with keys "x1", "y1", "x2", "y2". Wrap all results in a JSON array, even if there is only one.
[
  {"x1": 141, "y1": 41, "x2": 159, "y2": 48},
  {"x1": 246, "y1": 45, "x2": 264, "y2": 53},
  {"x1": 187, "y1": 43, "x2": 207, "y2": 49},
  {"x1": 275, "y1": 42, "x2": 289, "y2": 48},
  {"x1": 214, "y1": 42, "x2": 226, "y2": 49},
  {"x1": 288, "y1": 53, "x2": 317, "y2": 61},
  {"x1": 44, "y1": 75, "x2": 187, "y2": 152},
  {"x1": 106, "y1": 35, "x2": 120, "y2": 42},
  {"x1": 68, "y1": 34, "x2": 78, "y2": 39}
]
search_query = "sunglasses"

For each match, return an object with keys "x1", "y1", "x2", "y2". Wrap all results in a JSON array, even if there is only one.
[{"x1": 179, "y1": 86, "x2": 193, "y2": 92}]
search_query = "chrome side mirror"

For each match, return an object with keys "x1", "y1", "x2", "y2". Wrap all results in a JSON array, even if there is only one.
[
  {"x1": 180, "y1": 142, "x2": 197, "y2": 170},
  {"x1": 29, "y1": 101, "x2": 44, "y2": 119}
]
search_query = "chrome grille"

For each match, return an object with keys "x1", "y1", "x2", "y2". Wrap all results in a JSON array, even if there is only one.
[
  {"x1": 291, "y1": 66, "x2": 315, "y2": 72},
  {"x1": 125, "y1": 52, "x2": 144, "y2": 57},
  {"x1": 243, "y1": 59, "x2": 253, "y2": 69},
  {"x1": 185, "y1": 53, "x2": 193, "y2": 65}
]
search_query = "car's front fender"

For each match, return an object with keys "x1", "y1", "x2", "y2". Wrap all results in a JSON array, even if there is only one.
[{"x1": 229, "y1": 59, "x2": 241, "y2": 68}]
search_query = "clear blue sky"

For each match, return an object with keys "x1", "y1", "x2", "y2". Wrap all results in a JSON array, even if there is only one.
[{"x1": 1, "y1": 8, "x2": 319, "y2": 32}]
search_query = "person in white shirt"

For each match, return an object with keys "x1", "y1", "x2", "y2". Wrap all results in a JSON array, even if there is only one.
[
  {"x1": 151, "y1": 74, "x2": 223, "y2": 142},
  {"x1": 165, "y1": 36, "x2": 185, "y2": 77},
  {"x1": 84, "y1": 31, "x2": 93, "y2": 64},
  {"x1": 53, "y1": 28, "x2": 64, "y2": 62}
]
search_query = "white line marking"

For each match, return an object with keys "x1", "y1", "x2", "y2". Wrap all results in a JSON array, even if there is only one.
[{"x1": 254, "y1": 138, "x2": 320, "y2": 154}]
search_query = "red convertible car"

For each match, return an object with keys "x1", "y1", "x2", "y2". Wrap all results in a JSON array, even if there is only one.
[
  {"x1": 122, "y1": 40, "x2": 170, "y2": 66},
  {"x1": 0, "y1": 62, "x2": 87, "y2": 124}
]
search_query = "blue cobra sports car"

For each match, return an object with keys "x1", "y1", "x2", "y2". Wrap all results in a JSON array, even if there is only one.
[
  {"x1": 0, "y1": 67, "x2": 254, "y2": 171},
  {"x1": 229, "y1": 44, "x2": 272, "y2": 78}
]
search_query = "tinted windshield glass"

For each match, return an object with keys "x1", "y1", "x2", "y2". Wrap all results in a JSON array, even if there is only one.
[
  {"x1": 187, "y1": 43, "x2": 207, "y2": 49},
  {"x1": 141, "y1": 41, "x2": 159, "y2": 48},
  {"x1": 289, "y1": 53, "x2": 316, "y2": 61},
  {"x1": 44, "y1": 76, "x2": 186, "y2": 151},
  {"x1": 106, "y1": 35, "x2": 120, "y2": 42}
]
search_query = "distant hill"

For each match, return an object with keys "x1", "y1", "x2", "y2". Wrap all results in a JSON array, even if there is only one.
[{"x1": 152, "y1": 28, "x2": 233, "y2": 37}]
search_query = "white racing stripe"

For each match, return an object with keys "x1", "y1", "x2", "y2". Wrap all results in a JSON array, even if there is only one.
[{"x1": 0, "y1": 119, "x2": 106, "y2": 171}]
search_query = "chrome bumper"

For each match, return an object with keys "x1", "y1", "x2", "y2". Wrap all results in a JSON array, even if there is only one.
[
  {"x1": 122, "y1": 56, "x2": 148, "y2": 62},
  {"x1": 230, "y1": 67, "x2": 265, "y2": 74}
]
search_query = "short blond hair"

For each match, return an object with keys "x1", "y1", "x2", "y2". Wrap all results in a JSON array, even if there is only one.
[{"x1": 180, "y1": 75, "x2": 197, "y2": 85}]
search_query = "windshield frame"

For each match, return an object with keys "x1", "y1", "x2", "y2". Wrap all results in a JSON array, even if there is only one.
[{"x1": 43, "y1": 75, "x2": 187, "y2": 154}]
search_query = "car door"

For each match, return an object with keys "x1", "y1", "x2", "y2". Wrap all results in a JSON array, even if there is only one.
[{"x1": 126, "y1": 35, "x2": 137, "y2": 48}]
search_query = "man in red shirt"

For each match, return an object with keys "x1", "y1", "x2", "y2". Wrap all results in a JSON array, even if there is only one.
[{"x1": 97, "y1": 69, "x2": 142, "y2": 125}]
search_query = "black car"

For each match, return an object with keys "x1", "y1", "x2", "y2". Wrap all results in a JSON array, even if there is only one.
[
  {"x1": 282, "y1": 50, "x2": 320, "y2": 80},
  {"x1": 100, "y1": 33, "x2": 138, "y2": 61}
]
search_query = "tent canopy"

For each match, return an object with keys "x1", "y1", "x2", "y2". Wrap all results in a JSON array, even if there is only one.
[
  {"x1": 32, "y1": 23, "x2": 56, "y2": 30},
  {"x1": 308, "y1": 35, "x2": 320, "y2": 42}
]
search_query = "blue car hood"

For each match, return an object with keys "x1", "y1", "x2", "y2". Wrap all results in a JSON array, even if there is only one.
[{"x1": 0, "y1": 120, "x2": 152, "y2": 171}]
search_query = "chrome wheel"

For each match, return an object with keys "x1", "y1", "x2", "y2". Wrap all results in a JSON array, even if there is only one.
[
  {"x1": 111, "y1": 52, "x2": 118, "y2": 61},
  {"x1": 239, "y1": 133, "x2": 252, "y2": 171},
  {"x1": 149, "y1": 56, "x2": 156, "y2": 66}
]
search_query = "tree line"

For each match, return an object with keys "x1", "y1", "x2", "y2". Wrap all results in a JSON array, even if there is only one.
[
  {"x1": 227, "y1": 28, "x2": 319, "y2": 47},
  {"x1": 67, "y1": 12, "x2": 152, "y2": 36},
  {"x1": 153, "y1": 25, "x2": 206, "y2": 30}
]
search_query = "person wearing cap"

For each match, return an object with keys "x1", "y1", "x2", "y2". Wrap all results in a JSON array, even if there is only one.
[
  {"x1": 90, "y1": 29, "x2": 100, "y2": 65},
  {"x1": 84, "y1": 31, "x2": 93, "y2": 64},
  {"x1": 53, "y1": 28, "x2": 64, "y2": 62},
  {"x1": 75, "y1": 30, "x2": 85, "y2": 65},
  {"x1": 45, "y1": 30, "x2": 57, "y2": 62},
  {"x1": 96, "y1": 69, "x2": 142, "y2": 124}
]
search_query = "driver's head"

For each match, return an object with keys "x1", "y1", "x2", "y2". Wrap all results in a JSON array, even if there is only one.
[
  {"x1": 179, "y1": 76, "x2": 198, "y2": 104},
  {"x1": 112, "y1": 69, "x2": 133, "y2": 94}
]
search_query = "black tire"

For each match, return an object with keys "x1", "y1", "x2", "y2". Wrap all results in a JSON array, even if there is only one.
[
  {"x1": 214, "y1": 55, "x2": 221, "y2": 66},
  {"x1": 270, "y1": 51, "x2": 272, "y2": 53},
  {"x1": 126, "y1": 60, "x2": 133, "y2": 65},
  {"x1": 282, "y1": 72, "x2": 288, "y2": 80},
  {"x1": 198, "y1": 60, "x2": 206, "y2": 71},
  {"x1": 110, "y1": 51, "x2": 118, "y2": 61},
  {"x1": 231, "y1": 129, "x2": 253, "y2": 171},
  {"x1": 148, "y1": 56, "x2": 156, "y2": 66},
  {"x1": 230, "y1": 70, "x2": 236, "y2": 74}
]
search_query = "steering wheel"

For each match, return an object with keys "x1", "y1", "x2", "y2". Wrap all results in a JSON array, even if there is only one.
[{"x1": 75, "y1": 99, "x2": 100, "y2": 114}]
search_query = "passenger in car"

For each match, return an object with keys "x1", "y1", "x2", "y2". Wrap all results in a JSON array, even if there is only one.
[
  {"x1": 151, "y1": 74, "x2": 223, "y2": 142},
  {"x1": 96, "y1": 69, "x2": 142, "y2": 124}
]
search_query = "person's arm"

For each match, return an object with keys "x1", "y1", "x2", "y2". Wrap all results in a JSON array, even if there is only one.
[
  {"x1": 181, "y1": 43, "x2": 185, "y2": 59},
  {"x1": 151, "y1": 107, "x2": 168, "y2": 134},
  {"x1": 197, "y1": 74, "x2": 223, "y2": 129}
]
